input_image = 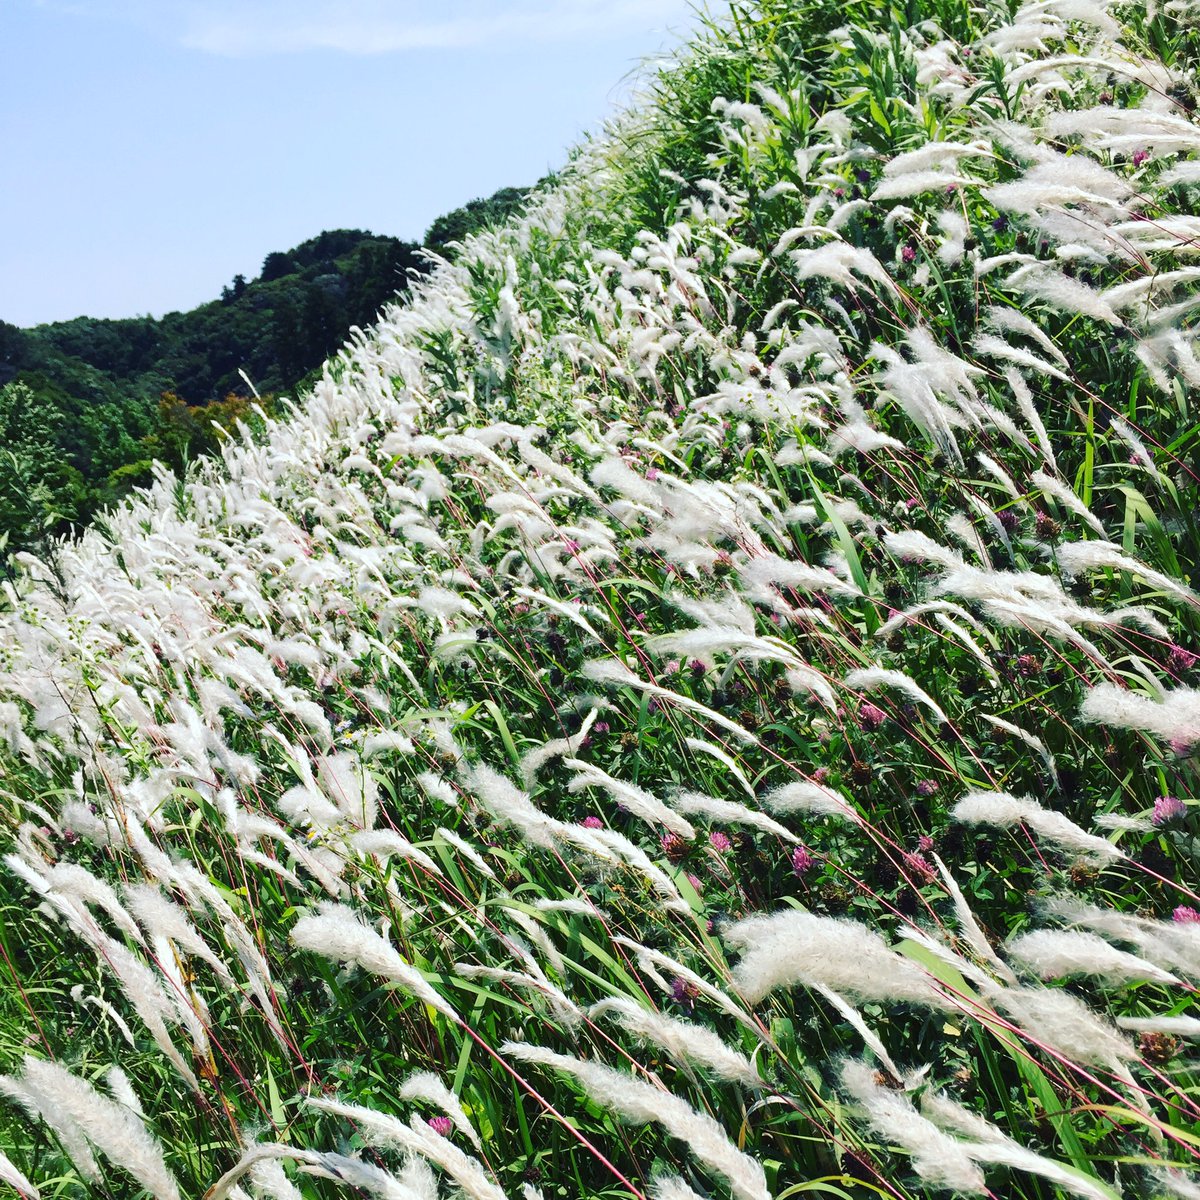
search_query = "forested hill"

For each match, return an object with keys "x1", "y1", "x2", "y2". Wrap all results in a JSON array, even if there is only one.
[{"x1": 0, "y1": 186, "x2": 529, "y2": 555}]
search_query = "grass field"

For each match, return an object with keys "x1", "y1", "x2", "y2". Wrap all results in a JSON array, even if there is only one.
[{"x1": 2, "y1": 1, "x2": 1199, "y2": 1197}]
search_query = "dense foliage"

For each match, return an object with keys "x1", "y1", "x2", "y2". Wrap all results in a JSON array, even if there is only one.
[
  {"x1": 0, "y1": 193, "x2": 529, "y2": 555},
  {"x1": 424, "y1": 187, "x2": 537, "y2": 259},
  {"x1": 1, "y1": 3, "x2": 1199, "y2": 1200}
]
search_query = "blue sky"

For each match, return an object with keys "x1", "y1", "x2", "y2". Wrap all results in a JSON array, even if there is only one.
[{"x1": 0, "y1": 1, "x2": 703, "y2": 327}]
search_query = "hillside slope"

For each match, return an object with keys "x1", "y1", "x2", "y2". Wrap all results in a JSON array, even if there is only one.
[
  {"x1": 0, "y1": 192, "x2": 529, "y2": 554},
  {"x1": 1, "y1": 1, "x2": 1199, "y2": 1199}
]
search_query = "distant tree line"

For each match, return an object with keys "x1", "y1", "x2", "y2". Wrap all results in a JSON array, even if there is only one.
[{"x1": 0, "y1": 185, "x2": 531, "y2": 558}]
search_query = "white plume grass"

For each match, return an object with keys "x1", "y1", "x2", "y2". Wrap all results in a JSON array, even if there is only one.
[
  {"x1": 724, "y1": 909, "x2": 948, "y2": 1008},
  {"x1": 951, "y1": 792, "x2": 1122, "y2": 861},
  {"x1": 502, "y1": 1043, "x2": 770, "y2": 1200},
  {"x1": 0, "y1": 1057, "x2": 180, "y2": 1200},
  {"x1": 290, "y1": 903, "x2": 458, "y2": 1021}
]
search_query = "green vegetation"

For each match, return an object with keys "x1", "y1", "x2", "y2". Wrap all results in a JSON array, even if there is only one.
[
  {"x1": 1, "y1": 2, "x2": 1200, "y2": 1200},
  {"x1": 0, "y1": 191, "x2": 530, "y2": 555}
]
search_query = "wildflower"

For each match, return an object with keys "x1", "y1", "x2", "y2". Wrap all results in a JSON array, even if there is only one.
[
  {"x1": 646, "y1": 467, "x2": 660, "y2": 481},
  {"x1": 917, "y1": 835, "x2": 935, "y2": 852},
  {"x1": 901, "y1": 244, "x2": 917, "y2": 263},
  {"x1": 916, "y1": 780, "x2": 939, "y2": 797},
  {"x1": 661, "y1": 832, "x2": 689, "y2": 862},
  {"x1": 1139, "y1": 1032, "x2": 1179, "y2": 1064},
  {"x1": 858, "y1": 701, "x2": 887, "y2": 731},
  {"x1": 428, "y1": 1116, "x2": 454, "y2": 1136},
  {"x1": 593, "y1": 721, "x2": 610, "y2": 735},
  {"x1": 581, "y1": 815, "x2": 603, "y2": 829},
  {"x1": 1132, "y1": 149, "x2": 1149, "y2": 167},
  {"x1": 1034, "y1": 510, "x2": 1060, "y2": 540},
  {"x1": 1152, "y1": 795, "x2": 1186, "y2": 825},
  {"x1": 671, "y1": 977, "x2": 700, "y2": 1009},
  {"x1": 1168, "y1": 644, "x2": 1198, "y2": 675},
  {"x1": 689, "y1": 659, "x2": 707, "y2": 677},
  {"x1": 904, "y1": 852, "x2": 936, "y2": 882},
  {"x1": 850, "y1": 762, "x2": 874, "y2": 787},
  {"x1": 710, "y1": 830, "x2": 732, "y2": 852},
  {"x1": 1173, "y1": 906, "x2": 1200, "y2": 923},
  {"x1": 991, "y1": 215, "x2": 1008, "y2": 232},
  {"x1": 790, "y1": 845, "x2": 816, "y2": 876}
]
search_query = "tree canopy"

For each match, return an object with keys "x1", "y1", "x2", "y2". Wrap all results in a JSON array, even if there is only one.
[{"x1": 0, "y1": 186, "x2": 529, "y2": 555}]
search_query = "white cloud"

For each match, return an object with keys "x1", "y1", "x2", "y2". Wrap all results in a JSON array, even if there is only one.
[{"x1": 45, "y1": 0, "x2": 700, "y2": 56}]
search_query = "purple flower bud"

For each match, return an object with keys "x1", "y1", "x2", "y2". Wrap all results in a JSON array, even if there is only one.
[
  {"x1": 1132, "y1": 149, "x2": 1149, "y2": 167},
  {"x1": 671, "y1": 977, "x2": 698, "y2": 1008},
  {"x1": 1173, "y1": 906, "x2": 1200, "y2": 924},
  {"x1": 917, "y1": 835, "x2": 935, "y2": 853},
  {"x1": 581, "y1": 815, "x2": 603, "y2": 829},
  {"x1": 904, "y1": 851, "x2": 936, "y2": 882},
  {"x1": 428, "y1": 1116, "x2": 453, "y2": 1136},
  {"x1": 709, "y1": 830, "x2": 732, "y2": 852},
  {"x1": 661, "y1": 831, "x2": 688, "y2": 861},
  {"x1": 858, "y1": 701, "x2": 887, "y2": 731},
  {"x1": 915, "y1": 780, "x2": 939, "y2": 797},
  {"x1": 791, "y1": 844, "x2": 816, "y2": 876},
  {"x1": 901, "y1": 244, "x2": 916, "y2": 263},
  {"x1": 1152, "y1": 795, "x2": 1187, "y2": 825},
  {"x1": 1168, "y1": 644, "x2": 1198, "y2": 675}
]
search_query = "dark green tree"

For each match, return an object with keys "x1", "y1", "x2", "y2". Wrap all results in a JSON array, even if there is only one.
[{"x1": 0, "y1": 381, "x2": 83, "y2": 555}]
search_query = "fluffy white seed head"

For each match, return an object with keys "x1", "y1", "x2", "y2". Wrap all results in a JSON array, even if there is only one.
[{"x1": 724, "y1": 909, "x2": 948, "y2": 1008}]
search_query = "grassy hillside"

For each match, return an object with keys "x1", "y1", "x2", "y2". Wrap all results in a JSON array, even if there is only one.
[
  {"x1": 1, "y1": 1, "x2": 1199, "y2": 1199},
  {"x1": 0, "y1": 193, "x2": 530, "y2": 554}
]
